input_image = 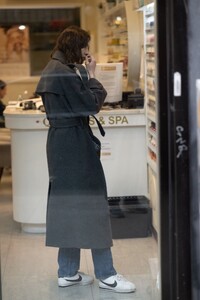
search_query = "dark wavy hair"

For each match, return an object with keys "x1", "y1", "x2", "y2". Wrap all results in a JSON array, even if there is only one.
[
  {"x1": 51, "y1": 26, "x2": 90, "y2": 64},
  {"x1": 0, "y1": 80, "x2": 6, "y2": 90}
]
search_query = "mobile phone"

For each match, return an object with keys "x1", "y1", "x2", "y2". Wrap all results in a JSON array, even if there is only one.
[{"x1": 86, "y1": 54, "x2": 92, "y2": 63}]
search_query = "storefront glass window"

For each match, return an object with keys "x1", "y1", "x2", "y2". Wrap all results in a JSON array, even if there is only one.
[{"x1": 0, "y1": 2, "x2": 161, "y2": 300}]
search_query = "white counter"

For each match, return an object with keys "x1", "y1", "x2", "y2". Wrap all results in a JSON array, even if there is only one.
[
  {"x1": 4, "y1": 108, "x2": 48, "y2": 233},
  {"x1": 90, "y1": 108, "x2": 147, "y2": 198},
  {"x1": 4, "y1": 107, "x2": 147, "y2": 233}
]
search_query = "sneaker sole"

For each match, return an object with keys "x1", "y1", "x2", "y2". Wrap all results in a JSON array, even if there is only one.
[
  {"x1": 58, "y1": 280, "x2": 94, "y2": 288},
  {"x1": 99, "y1": 286, "x2": 136, "y2": 293}
]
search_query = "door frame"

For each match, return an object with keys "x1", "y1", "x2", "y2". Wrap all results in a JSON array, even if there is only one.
[{"x1": 157, "y1": 0, "x2": 192, "y2": 299}]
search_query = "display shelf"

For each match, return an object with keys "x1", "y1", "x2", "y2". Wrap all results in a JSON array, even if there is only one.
[
  {"x1": 145, "y1": 28, "x2": 154, "y2": 32},
  {"x1": 148, "y1": 148, "x2": 157, "y2": 165},
  {"x1": 148, "y1": 139, "x2": 156, "y2": 153},
  {"x1": 147, "y1": 110, "x2": 156, "y2": 121},
  {"x1": 144, "y1": 2, "x2": 159, "y2": 233},
  {"x1": 147, "y1": 156, "x2": 157, "y2": 173},
  {"x1": 148, "y1": 122, "x2": 156, "y2": 135},
  {"x1": 97, "y1": 0, "x2": 143, "y2": 90},
  {"x1": 147, "y1": 95, "x2": 156, "y2": 104},
  {"x1": 103, "y1": 5, "x2": 128, "y2": 78},
  {"x1": 103, "y1": 2, "x2": 129, "y2": 81},
  {"x1": 147, "y1": 95, "x2": 156, "y2": 109},
  {"x1": 148, "y1": 130, "x2": 156, "y2": 140},
  {"x1": 144, "y1": 2, "x2": 157, "y2": 164}
]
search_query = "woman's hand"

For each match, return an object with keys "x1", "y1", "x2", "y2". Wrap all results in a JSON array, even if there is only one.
[{"x1": 85, "y1": 54, "x2": 96, "y2": 78}]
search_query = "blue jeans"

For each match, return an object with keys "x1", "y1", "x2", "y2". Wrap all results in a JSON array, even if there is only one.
[{"x1": 58, "y1": 248, "x2": 117, "y2": 280}]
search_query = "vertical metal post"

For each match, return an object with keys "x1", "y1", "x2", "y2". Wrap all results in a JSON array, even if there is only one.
[
  {"x1": 157, "y1": 0, "x2": 191, "y2": 299},
  {"x1": 188, "y1": 0, "x2": 200, "y2": 299}
]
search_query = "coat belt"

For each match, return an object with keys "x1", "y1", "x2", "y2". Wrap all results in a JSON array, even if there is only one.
[
  {"x1": 48, "y1": 116, "x2": 105, "y2": 137},
  {"x1": 49, "y1": 117, "x2": 87, "y2": 128}
]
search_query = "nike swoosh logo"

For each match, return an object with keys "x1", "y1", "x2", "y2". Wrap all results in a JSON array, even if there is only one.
[
  {"x1": 65, "y1": 275, "x2": 82, "y2": 282},
  {"x1": 100, "y1": 280, "x2": 117, "y2": 288}
]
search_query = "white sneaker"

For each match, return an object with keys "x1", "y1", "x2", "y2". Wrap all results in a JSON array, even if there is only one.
[
  {"x1": 99, "y1": 274, "x2": 136, "y2": 293},
  {"x1": 58, "y1": 272, "x2": 94, "y2": 287}
]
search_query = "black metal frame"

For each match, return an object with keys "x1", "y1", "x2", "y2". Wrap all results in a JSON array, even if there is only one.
[
  {"x1": 157, "y1": 0, "x2": 192, "y2": 299},
  {"x1": 187, "y1": 0, "x2": 200, "y2": 299}
]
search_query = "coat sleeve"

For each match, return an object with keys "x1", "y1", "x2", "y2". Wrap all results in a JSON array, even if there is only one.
[{"x1": 59, "y1": 71, "x2": 107, "y2": 115}]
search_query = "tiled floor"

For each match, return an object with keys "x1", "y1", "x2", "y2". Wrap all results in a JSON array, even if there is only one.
[{"x1": 0, "y1": 169, "x2": 160, "y2": 300}]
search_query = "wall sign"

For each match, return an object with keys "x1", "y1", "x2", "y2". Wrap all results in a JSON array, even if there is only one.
[{"x1": 90, "y1": 113, "x2": 145, "y2": 127}]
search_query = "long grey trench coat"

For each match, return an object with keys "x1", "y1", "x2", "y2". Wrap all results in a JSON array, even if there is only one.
[{"x1": 36, "y1": 50, "x2": 113, "y2": 249}]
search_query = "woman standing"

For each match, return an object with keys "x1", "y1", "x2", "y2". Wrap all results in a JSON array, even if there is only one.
[{"x1": 36, "y1": 26, "x2": 135, "y2": 293}]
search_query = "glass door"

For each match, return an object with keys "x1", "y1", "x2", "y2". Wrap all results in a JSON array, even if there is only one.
[{"x1": 1, "y1": 0, "x2": 197, "y2": 299}]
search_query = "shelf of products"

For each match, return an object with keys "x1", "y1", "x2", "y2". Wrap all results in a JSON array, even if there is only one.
[
  {"x1": 98, "y1": 0, "x2": 144, "y2": 91},
  {"x1": 144, "y1": 2, "x2": 157, "y2": 168},
  {"x1": 103, "y1": 2, "x2": 128, "y2": 78},
  {"x1": 143, "y1": 1, "x2": 159, "y2": 232}
]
